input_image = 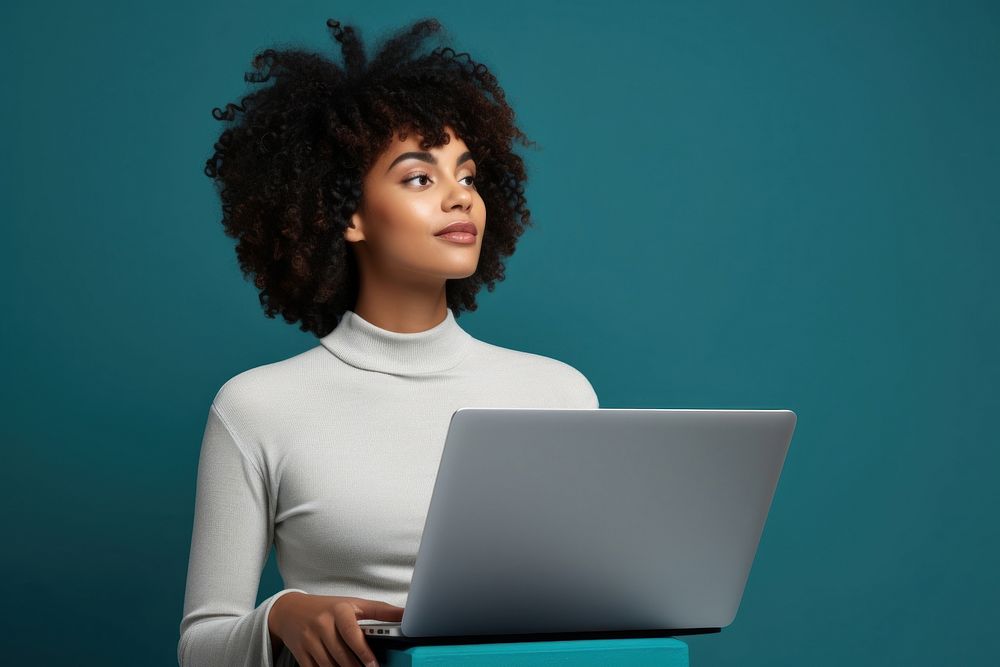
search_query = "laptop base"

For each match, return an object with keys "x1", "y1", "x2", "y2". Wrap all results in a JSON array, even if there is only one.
[{"x1": 367, "y1": 626, "x2": 720, "y2": 645}]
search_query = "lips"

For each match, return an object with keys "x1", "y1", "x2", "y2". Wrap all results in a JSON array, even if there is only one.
[{"x1": 435, "y1": 221, "x2": 477, "y2": 236}]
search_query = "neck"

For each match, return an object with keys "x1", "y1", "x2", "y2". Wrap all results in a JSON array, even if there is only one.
[
  {"x1": 350, "y1": 298, "x2": 451, "y2": 334},
  {"x1": 319, "y1": 306, "x2": 474, "y2": 375},
  {"x1": 349, "y1": 256, "x2": 451, "y2": 333}
]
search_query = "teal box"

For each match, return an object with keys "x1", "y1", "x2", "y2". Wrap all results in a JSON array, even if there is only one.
[{"x1": 371, "y1": 637, "x2": 689, "y2": 666}]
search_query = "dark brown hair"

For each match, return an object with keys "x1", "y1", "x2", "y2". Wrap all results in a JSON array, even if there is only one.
[{"x1": 204, "y1": 17, "x2": 537, "y2": 337}]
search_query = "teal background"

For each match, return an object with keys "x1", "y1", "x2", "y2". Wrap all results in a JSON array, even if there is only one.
[{"x1": 3, "y1": 0, "x2": 997, "y2": 664}]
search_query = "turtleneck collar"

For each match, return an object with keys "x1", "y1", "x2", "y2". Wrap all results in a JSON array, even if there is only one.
[{"x1": 319, "y1": 308, "x2": 474, "y2": 375}]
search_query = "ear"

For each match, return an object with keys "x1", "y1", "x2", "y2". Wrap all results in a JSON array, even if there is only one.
[{"x1": 344, "y1": 210, "x2": 366, "y2": 243}]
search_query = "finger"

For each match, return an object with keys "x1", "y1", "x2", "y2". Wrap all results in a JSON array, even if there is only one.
[
  {"x1": 291, "y1": 645, "x2": 321, "y2": 667},
  {"x1": 334, "y1": 605, "x2": 380, "y2": 667},
  {"x1": 351, "y1": 599, "x2": 405, "y2": 622},
  {"x1": 317, "y1": 621, "x2": 364, "y2": 667},
  {"x1": 303, "y1": 634, "x2": 341, "y2": 667}
]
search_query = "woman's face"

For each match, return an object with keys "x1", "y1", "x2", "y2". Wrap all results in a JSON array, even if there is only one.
[{"x1": 346, "y1": 125, "x2": 486, "y2": 285}]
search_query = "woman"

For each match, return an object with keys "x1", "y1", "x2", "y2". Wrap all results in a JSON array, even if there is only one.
[{"x1": 178, "y1": 17, "x2": 599, "y2": 667}]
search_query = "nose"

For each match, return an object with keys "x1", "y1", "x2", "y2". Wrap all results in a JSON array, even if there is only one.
[{"x1": 444, "y1": 179, "x2": 473, "y2": 211}]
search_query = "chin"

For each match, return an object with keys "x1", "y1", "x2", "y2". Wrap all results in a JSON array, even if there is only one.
[{"x1": 445, "y1": 263, "x2": 479, "y2": 280}]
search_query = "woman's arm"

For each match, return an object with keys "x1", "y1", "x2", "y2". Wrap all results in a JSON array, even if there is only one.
[{"x1": 177, "y1": 402, "x2": 306, "y2": 667}]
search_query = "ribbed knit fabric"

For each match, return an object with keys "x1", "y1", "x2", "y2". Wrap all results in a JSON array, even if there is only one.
[{"x1": 178, "y1": 308, "x2": 599, "y2": 667}]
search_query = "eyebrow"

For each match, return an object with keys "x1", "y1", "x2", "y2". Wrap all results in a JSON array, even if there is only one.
[{"x1": 385, "y1": 150, "x2": 474, "y2": 174}]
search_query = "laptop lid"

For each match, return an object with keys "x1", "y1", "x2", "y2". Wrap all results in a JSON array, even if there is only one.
[{"x1": 399, "y1": 407, "x2": 796, "y2": 638}]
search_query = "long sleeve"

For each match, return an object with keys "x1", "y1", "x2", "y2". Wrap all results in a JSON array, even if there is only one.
[{"x1": 178, "y1": 402, "x2": 307, "y2": 667}]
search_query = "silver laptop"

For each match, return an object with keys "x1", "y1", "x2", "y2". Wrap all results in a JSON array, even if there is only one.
[{"x1": 361, "y1": 407, "x2": 796, "y2": 642}]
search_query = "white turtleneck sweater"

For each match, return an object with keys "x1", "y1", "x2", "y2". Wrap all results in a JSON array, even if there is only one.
[{"x1": 177, "y1": 309, "x2": 600, "y2": 667}]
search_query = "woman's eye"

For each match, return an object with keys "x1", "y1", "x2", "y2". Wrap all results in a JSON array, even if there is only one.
[
  {"x1": 403, "y1": 173, "x2": 432, "y2": 186},
  {"x1": 403, "y1": 173, "x2": 476, "y2": 187}
]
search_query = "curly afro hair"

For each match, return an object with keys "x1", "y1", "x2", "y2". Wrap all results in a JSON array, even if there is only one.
[{"x1": 204, "y1": 17, "x2": 538, "y2": 338}]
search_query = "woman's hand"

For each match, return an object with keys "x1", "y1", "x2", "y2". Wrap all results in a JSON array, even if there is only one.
[{"x1": 268, "y1": 592, "x2": 404, "y2": 667}]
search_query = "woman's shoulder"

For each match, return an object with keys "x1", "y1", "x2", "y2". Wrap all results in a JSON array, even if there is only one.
[
  {"x1": 467, "y1": 339, "x2": 600, "y2": 408},
  {"x1": 210, "y1": 346, "x2": 331, "y2": 415}
]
